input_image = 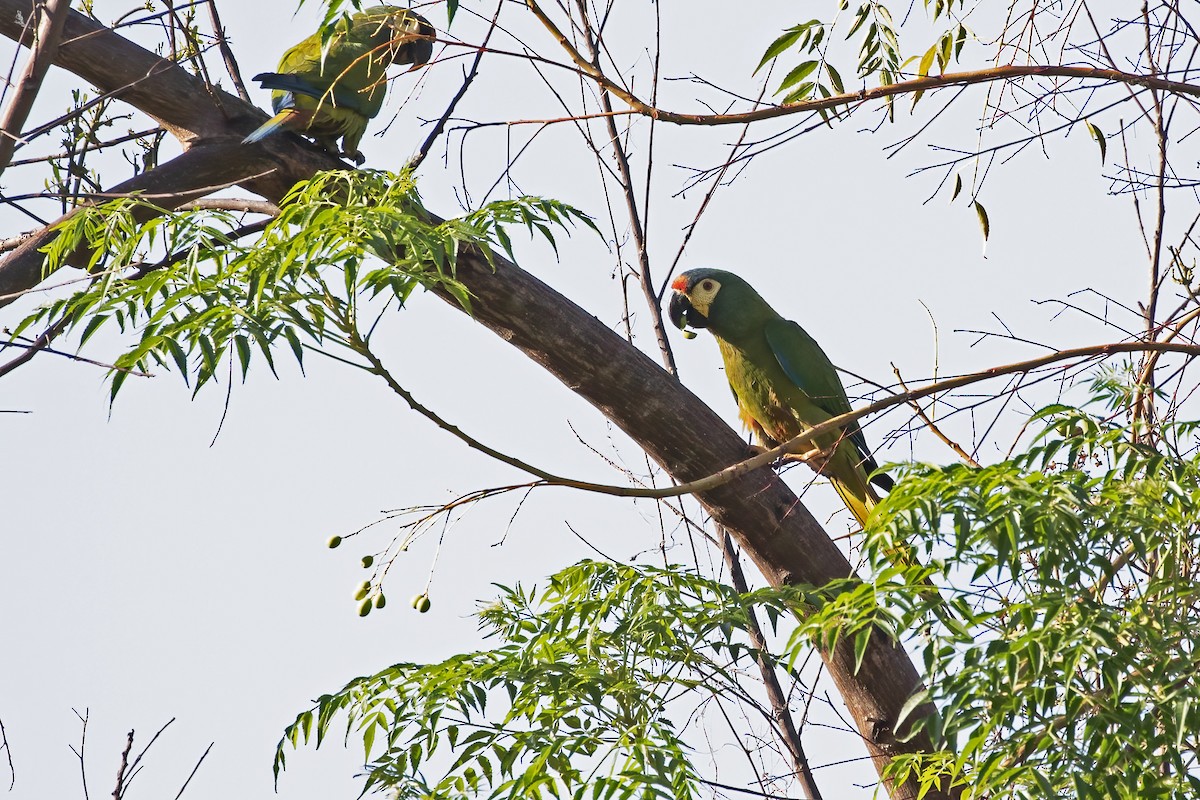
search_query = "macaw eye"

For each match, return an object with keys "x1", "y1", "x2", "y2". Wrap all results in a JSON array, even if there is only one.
[{"x1": 700, "y1": 280, "x2": 714, "y2": 292}]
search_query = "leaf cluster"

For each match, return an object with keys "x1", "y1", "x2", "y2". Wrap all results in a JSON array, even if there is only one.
[
  {"x1": 275, "y1": 560, "x2": 780, "y2": 799},
  {"x1": 11, "y1": 169, "x2": 595, "y2": 401},
  {"x1": 757, "y1": 1, "x2": 972, "y2": 115},
  {"x1": 859, "y1": 402, "x2": 1200, "y2": 797}
]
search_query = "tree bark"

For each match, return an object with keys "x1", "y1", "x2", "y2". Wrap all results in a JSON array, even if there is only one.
[{"x1": 0, "y1": 2, "x2": 947, "y2": 796}]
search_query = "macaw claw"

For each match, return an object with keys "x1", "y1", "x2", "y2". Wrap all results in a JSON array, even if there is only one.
[{"x1": 792, "y1": 444, "x2": 836, "y2": 473}]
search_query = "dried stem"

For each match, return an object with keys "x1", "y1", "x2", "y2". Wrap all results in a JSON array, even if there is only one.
[{"x1": 0, "y1": 0, "x2": 73, "y2": 176}]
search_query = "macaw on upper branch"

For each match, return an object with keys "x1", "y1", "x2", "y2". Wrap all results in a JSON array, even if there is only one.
[
  {"x1": 668, "y1": 268, "x2": 894, "y2": 528},
  {"x1": 243, "y1": 5, "x2": 434, "y2": 164}
]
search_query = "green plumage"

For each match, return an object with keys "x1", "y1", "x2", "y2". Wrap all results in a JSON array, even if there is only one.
[
  {"x1": 669, "y1": 268, "x2": 892, "y2": 528},
  {"x1": 243, "y1": 5, "x2": 434, "y2": 164}
]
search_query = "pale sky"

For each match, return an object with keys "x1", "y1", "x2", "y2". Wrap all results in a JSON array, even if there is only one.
[{"x1": 2, "y1": 1, "x2": 1150, "y2": 797}]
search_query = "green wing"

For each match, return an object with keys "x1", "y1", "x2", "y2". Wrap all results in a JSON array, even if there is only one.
[
  {"x1": 275, "y1": 32, "x2": 388, "y2": 118},
  {"x1": 763, "y1": 318, "x2": 886, "y2": 479}
]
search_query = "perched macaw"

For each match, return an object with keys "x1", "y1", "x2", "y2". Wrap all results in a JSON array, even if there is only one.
[
  {"x1": 668, "y1": 268, "x2": 893, "y2": 528},
  {"x1": 243, "y1": 5, "x2": 434, "y2": 164}
]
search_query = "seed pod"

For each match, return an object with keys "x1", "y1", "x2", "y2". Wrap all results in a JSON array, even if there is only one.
[
  {"x1": 410, "y1": 593, "x2": 431, "y2": 613},
  {"x1": 327, "y1": 535, "x2": 343, "y2": 549}
]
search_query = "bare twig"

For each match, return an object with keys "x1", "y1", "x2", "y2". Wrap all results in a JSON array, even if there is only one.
[
  {"x1": 0, "y1": 0, "x2": 73, "y2": 176},
  {"x1": 111, "y1": 730, "x2": 134, "y2": 800},
  {"x1": 410, "y1": 0, "x2": 501, "y2": 171},
  {"x1": 204, "y1": 0, "x2": 249, "y2": 102},
  {"x1": 71, "y1": 708, "x2": 89, "y2": 800},
  {"x1": 0, "y1": 713, "x2": 13, "y2": 790},
  {"x1": 523, "y1": 0, "x2": 1200, "y2": 128},
  {"x1": 572, "y1": 0, "x2": 676, "y2": 374},
  {"x1": 172, "y1": 742, "x2": 213, "y2": 800},
  {"x1": 359, "y1": 329, "x2": 1200, "y2": 502},
  {"x1": 893, "y1": 366, "x2": 981, "y2": 467},
  {"x1": 720, "y1": 528, "x2": 824, "y2": 800}
]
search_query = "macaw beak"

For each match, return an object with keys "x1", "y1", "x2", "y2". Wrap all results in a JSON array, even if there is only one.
[
  {"x1": 401, "y1": 35, "x2": 434, "y2": 69},
  {"x1": 668, "y1": 290, "x2": 707, "y2": 331}
]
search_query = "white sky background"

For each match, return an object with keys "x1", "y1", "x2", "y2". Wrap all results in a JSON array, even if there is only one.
[{"x1": 1, "y1": 1, "x2": 1154, "y2": 798}]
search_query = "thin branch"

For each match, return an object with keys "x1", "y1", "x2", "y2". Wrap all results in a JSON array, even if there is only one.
[
  {"x1": 72, "y1": 709, "x2": 89, "y2": 800},
  {"x1": 720, "y1": 528, "x2": 824, "y2": 800},
  {"x1": 524, "y1": 0, "x2": 1200, "y2": 127},
  {"x1": 0, "y1": 0, "x2": 73, "y2": 176},
  {"x1": 359, "y1": 331, "x2": 1200, "y2": 502},
  {"x1": 410, "y1": 0, "x2": 501, "y2": 171},
  {"x1": 893, "y1": 366, "x2": 981, "y2": 467},
  {"x1": 0, "y1": 713, "x2": 12, "y2": 790},
  {"x1": 172, "y1": 742, "x2": 213, "y2": 800},
  {"x1": 203, "y1": 0, "x2": 249, "y2": 102},
  {"x1": 571, "y1": 0, "x2": 675, "y2": 374},
  {"x1": 111, "y1": 730, "x2": 134, "y2": 800}
]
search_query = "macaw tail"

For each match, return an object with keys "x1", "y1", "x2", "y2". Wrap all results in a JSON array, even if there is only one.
[
  {"x1": 830, "y1": 472, "x2": 880, "y2": 530},
  {"x1": 242, "y1": 108, "x2": 306, "y2": 145},
  {"x1": 820, "y1": 439, "x2": 885, "y2": 530}
]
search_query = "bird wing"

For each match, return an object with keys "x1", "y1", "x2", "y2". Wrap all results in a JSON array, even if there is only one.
[
  {"x1": 254, "y1": 72, "x2": 364, "y2": 110},
  {"x1": 270, "y1": 28, "x2": 388, "y2": 118},
  {"x1": 763, "y1": 318, "x2": 881, "y2": 474}
]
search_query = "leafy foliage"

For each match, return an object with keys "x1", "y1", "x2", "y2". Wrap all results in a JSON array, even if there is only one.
[
  {"x1": 11, "y1": 169, "x2": 595, "y2": 401},
  {"x1": 275, "y1": 561, "x2": 774, "y2": 799},
  {"x1": 855, "y1": 398, "x2": 1200, "y2": 797},
  {"x1": 757, "y1": 1, "x2": 972, "y2": 111},
  {"x1": 275, "y1": 388, "x2": 1200, "y2": 800}
]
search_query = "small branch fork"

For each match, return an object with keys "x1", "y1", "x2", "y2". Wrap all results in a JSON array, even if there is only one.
[{"x1": 0, "y1": 712, "x2": 12, "y2": 789}]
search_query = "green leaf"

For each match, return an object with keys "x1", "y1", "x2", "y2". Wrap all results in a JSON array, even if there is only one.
[
  {"x1": 826, "y1": 62, "x2": 845, "y2": 93},
  {"x1": 1085, "y1": 120, "x2": 1107, "y2": 165},
  {"x1": 781, "y1": 82, "x2": 817, "y2": 104},
  {"x1": 918, "y1": 43, "x2": 937, "y2": 77},
  {"x1": 972, "y1": 199, "x2": 990, "y2": 242},
  {"x1": 775, "y1": 60, "x2": 819, "y2": 96},
  {"x1": 755, "y1": 27, "x2": 806, "y2": 75}
]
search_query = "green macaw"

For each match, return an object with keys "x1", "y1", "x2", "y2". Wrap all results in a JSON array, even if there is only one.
[
  {"x1": 243, "y1": 5, "x2": 434, "y2": 164},
  {"x1": 668, "y1": 268, "x2": 893, "y2": 528}
]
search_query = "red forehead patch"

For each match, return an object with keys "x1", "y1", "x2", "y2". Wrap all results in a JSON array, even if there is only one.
[{"x1": 670, "y1": 274, "x2": 690, "y2": 292}]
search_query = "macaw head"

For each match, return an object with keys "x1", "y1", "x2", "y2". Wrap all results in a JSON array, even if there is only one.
[
  {"x1": 377, "y1": 6, "x2": 436, "y2": 69},
  {"x1": 668, "y1": 268, "x2": 766, "y2": 339}
]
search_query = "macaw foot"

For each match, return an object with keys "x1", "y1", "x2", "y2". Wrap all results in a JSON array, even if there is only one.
[
  {"x1": 341, "y1": 148, "x2": 366, "y2": 166},
  {"x1": 791, "y1": 444, "x2": 837, "y2": 473}
]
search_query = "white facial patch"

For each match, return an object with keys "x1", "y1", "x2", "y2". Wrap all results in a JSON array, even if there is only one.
[{"x1": 688, "y1": 277, "x2": 722, "y2": 316}]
